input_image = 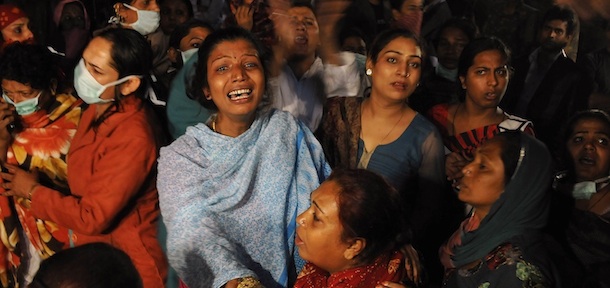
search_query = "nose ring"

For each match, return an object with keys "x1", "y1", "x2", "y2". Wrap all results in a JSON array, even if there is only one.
[
  {"x1": 406, "y1": 73, "x2": 410, "y2": 78},
  {"x1": 297, "y1": 218, "x2": 305, "y2": 226}
]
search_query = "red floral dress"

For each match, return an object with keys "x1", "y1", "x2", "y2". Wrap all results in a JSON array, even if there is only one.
[{"x1": 0, "y1": 93, "x2": 84, "y2": 287}]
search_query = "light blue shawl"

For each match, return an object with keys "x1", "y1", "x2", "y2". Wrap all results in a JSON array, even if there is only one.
[{"x1": 157, "y1": 109, "x2": 330, "y2": 288}]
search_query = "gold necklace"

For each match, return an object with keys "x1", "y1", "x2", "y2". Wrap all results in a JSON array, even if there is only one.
[
  {"x1": 380, "y1": 108, "x2": 405, "y2": 144},
  {"x1": 211, "y1": 115, "x2": 218, "y2": 133}
]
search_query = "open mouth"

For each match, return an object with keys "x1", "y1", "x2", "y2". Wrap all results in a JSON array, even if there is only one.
[
  {"x1": 295, "y1": 35, "x2": 308, "y2": 45},
  {"x1": 227, "y1": 88, "x2": 252, "y2": 100},
  {"x1": 295, "y1": 234, "x2": 304, "y2": 246},
  {"x1": 485, "y1": 92, "x2": 498, "y2": 99},
  {"x1": 391, "y1": 82, "x2": 407, "y2": 90},
  {"x1": 579, "y1": 156, "x2": 595, "y2": 165}
]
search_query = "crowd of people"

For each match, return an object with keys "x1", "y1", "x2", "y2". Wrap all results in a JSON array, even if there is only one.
[{"x1": 0, "y1": 0, "x2": 607, "y2": 287}]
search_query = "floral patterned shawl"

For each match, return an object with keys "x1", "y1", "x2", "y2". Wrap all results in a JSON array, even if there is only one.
[
  {"x1": 0, "y1": 93, "x2": 84, "y2": 287},
  {"x1": 294, "y1": 251, "x2": 405, "y2": 288}
]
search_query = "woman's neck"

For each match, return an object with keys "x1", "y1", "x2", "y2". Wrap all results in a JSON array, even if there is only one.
[
  {"x1": 365, "y1": 94, "x2": 408, "y2": 119},
  {"x1": 95, "y1": 102, "x2": 114, "y2": 120},
  {"x1": 452, "y1": 100, "x2": 504, "y2": 134},
  {"x1": 213, "y1": 113, "x2": 256, "y2": 138},
  {"x1": 462, "y1": 100, "x2": 503, "y2": 120}
]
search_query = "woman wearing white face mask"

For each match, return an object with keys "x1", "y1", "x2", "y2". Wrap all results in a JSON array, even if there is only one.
[
  {"x1": 167, "y1": 19, "x2": 212, "y2": 72},
  {"x1": 0, "y1": 43, "x2": 86, "y2": 287},
  {"x1": 550, "y1": 109, "x2": 610, "y2": 286},
  {"x1": 0, "y1": 28, "x2": 167, "y2": 288},
  {"x1": 112, "y1": 0, "x2": 161, "y2": 36},
  {"x1": 111, "y1": 0, "x2": 175, "y2": 136},
  {"x1": 165, "y1": 19, "x2": 213, "y2": 139}
]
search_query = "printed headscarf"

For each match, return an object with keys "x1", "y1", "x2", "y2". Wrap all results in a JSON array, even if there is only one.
[
  {"x1": 0, "y1": 4, "x2": 26, "y2": 31},
  {"x1": 442, "y1": 132, "x2": 552, "y2": 268}
]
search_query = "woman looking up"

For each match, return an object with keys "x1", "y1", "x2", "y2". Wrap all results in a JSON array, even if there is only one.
[
  {"x1": 0, "y1": 28, "x2": 167, "y2": 287},
  {"x1": 440, "y1": 131, "x2": 561, "y2": 287},
  {"x1": 294, "y1": 168, "x2": 412, "y2": 287},
  {"x1": 157, "y1": 27, "x2": 330, "y2": 288},
  {"x1": 551, "y1": 110, "x2": 610, "y2": 286}
]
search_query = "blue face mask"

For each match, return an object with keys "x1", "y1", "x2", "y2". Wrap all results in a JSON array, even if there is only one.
[
  {"x1": 73, "y1": 59, "x2": 138, "y2": 104},
  {"x1": 2, "y1": 91, "x2": 42, "y2": 115}
]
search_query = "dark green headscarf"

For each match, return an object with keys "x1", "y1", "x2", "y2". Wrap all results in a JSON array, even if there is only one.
[{"x1": 452, "y1": 132, "x2": 552, "y2": 267}]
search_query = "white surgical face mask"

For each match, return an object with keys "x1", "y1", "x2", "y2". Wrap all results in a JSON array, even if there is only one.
[
  {"x1": 180, "y1": 48, "x2": 199, "y2": 65},
  {"x1": 123, "y1": 3, "x2": 160, "y2": 36},
  {"x1": 73, "y1": 59, "x2": 138, "y2": 104},
  {"x1": 572, "y1": 175, "x2": 610, "y2": 199},
  {"x1": 436, "y1": 64, "x2": 458, "y2": 81},
  {"x1": 2, "y1": 91, "x2": 42, "y2": 115}
]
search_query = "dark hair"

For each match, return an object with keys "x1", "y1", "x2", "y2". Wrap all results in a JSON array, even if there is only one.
[
  {"x1": 89, "y1": 27, "x2": 153, "y2": 128},
  {"x1": 30, "y1": 242, "x2": 142, "y2": 288},
  {"x1": 189, "y1": 27, "x2": 269, "y2": 110},
  {"x1": 367, "y1": 28, "x2": 424, "y2": 65},
  {"x1": 0, "y1": 43, "x2": 57, "y2": 90},
  {"x1": 456, "y1": 37, "x2": 511, "y2": 101},
  {"x1": 564, "y1": 109, "x2": 610, "y2": 143},
  {"x1": 291, "y1": 0, "x2": 315, "y2": 12},
  {"x1": 339, "y1": 27, "x2": 369, "y2": 50},
  {"x1": 562, "y1": 109, "x2": 610, "y2": 176},
  {"x1": 389, "y1": 0, "x2": 403, "y2": 10},
  {"x1": 327, "y1": 168, "x2": 410, "y2": 265},
  {"x1": 489, "y1": 131, "x2": 522, "y2": 185},
  {"x1": 433, "y1": 17, "x2": 479, "y2": 49},
  {"x1": 159, "y1": 0, "x2": 194, "y2": 19},
  {"x1": 542, "y1": 4, "x2": 577, "y2": 36},
  {"x1": 168, "y1": 19, "x2": 213, "y2": 49}
]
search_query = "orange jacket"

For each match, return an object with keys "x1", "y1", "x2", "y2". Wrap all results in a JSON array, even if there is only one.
[{"x1": 30, "y1": 96, "x2": 167, "y2": 287}]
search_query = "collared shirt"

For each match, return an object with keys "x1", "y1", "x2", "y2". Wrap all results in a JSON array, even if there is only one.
[{"x1": 269, "y1": 52, "x2": 362, "y2": 131}]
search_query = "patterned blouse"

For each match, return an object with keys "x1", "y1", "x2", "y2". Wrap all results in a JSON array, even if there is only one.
[
  {"x1": 443, "y1": 242, "x2": 551, "y2": 288},
  {"x1": 428, "y1": 103, "x2": 534, "y2": 157},
  {"x1": 0, "y1": 93, "x2": 84, "y2": 287},
  {"x1": 294, "y1": 251, "x2": 405, "y2": 288}
]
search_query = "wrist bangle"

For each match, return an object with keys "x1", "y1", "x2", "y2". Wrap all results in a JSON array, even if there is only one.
[{"x1": 28, "y1": 184, "x2": 39, "y2": 200}]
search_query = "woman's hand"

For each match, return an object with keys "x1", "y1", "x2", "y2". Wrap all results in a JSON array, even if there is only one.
[
  {"x1": 223, "y1": 277, "x2": 263, "y2": 288},
  {"x1": 231, "y1": 3, "x2": 254, "y2": 31},
  {"x1": 223, "y1": 279, "x2": 238, "y2": 288},
  {"x1": 445, "y1": 151, "x2": 472, "y2": 187},
  {"x1": 0, "y1": 101, "x2": 15, "y2": 142},
  {"x1": 0, "y1": 163, "x2": 39, "y2": 199},
  {"x1": 401, "y1": 244, "x2": 422, "y2": 286},
  {"x1": 376, "y1": 281, "x2": 407, "y2": 288},
  {"x1": 315, "y1": 0, "x2": 351, "y2": 65}
]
